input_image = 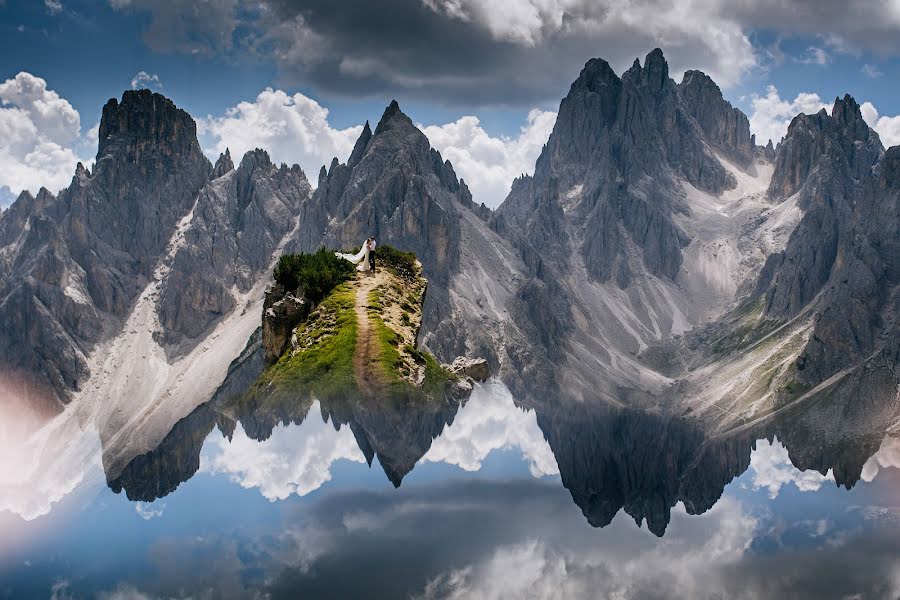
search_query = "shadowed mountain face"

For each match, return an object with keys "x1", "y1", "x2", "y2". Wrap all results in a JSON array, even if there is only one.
[
  {"x1": 535, "y1": 402, "x2": 760, "y2": 536},
  {"x1": 758, "y1": 97, "x2": 899, "y2": 392}
]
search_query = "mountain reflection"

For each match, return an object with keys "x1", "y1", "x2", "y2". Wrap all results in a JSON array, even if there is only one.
[{"x1": 107, "y1": 343, "x2": 900, "y2": 537}]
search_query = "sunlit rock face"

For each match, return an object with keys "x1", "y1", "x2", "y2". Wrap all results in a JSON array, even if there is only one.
[{"x1": 495, "y1": 49, "x2": 744, "y2": 289}]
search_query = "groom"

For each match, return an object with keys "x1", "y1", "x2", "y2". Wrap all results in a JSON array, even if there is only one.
[{"x1": 367, "y1": 237, "x2": 377, "y2": 273}]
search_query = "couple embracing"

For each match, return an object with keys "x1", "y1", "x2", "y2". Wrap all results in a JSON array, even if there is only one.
[{"x1": 336, "y1": 237, "x2": 377, "y2": 273}]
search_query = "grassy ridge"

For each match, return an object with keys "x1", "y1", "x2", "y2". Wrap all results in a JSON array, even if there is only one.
[{"x1": 246, "y1": 283, "x2": 359, "y2": 403}]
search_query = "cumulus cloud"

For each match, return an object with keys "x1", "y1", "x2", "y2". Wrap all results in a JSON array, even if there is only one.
[
  {"x1": 200, "y1": 88, "x2": 362, "y2": 180},
  {"x1": 201, "y1": 403, "x2": 366, "y2": 501},
  {"x1": 861, "y1": 434, "x2": 900, "y2": 482},
  {"x1": 748, "y1": 437, "x2": 833, "y2": 498},
  {"x1": 130, "y1": 71, "x2": 163, "y2": 91},
  {"x1": 421, "y1": 109, "x2": 555, "y2": 208},
  {"x1": 252, "y1": 0, "x2": 758, "y2": 105},
  {"x1": 44, "y1": 0, "x2": 63, "y2": 15},
  {"x1": 96, "y1": 0, "x2": 900, "y2": 107},
  {"x1": 860, "y1": 101, "x2": 900, "y2": 147},
  {"x1": 420, "y1": 380, "x2": 559, "y2": 475},
  {"x1": 417, "y1": 497, "x2": 758, "y2": 600},
  {"x1": 0, "y1": 72, "x2": 92, "y2": 196},
  {"x1": 747, "y1": 85, "x2": 829, "y2": 146}
]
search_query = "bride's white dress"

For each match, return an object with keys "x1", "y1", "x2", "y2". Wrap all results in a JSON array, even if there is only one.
[{"x1": 335, "y1": 242, "x2": 370, "y2": 272}]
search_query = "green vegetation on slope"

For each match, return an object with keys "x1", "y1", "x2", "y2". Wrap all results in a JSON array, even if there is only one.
[
  {"x1": 246, "y1": 282, "x2": 358, "y2": 403},
  {"x1": 248, "y1": 246, "x2": 458, "y2": 407},
  {"x1": 274, "y1": 248, "x2": 356, "y2": 303}
]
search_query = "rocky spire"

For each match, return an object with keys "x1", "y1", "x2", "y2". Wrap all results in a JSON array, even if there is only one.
[
  {"x1": 212, "y1": 148, "x2": 234, "y2": 178},
  {"x1": 97, "y1": 89, "x2": 205, "y2": 164},
  {"x1": 677, "y1": 69, "x2": 754, "y2": 165},
  {"x1": 348, "y1": 121, "x2": 372, "y2": 167}
]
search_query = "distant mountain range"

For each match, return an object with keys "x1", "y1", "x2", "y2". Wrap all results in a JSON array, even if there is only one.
[{"x1": 1, "y1": 49, "x2": 897, "y2": 453}]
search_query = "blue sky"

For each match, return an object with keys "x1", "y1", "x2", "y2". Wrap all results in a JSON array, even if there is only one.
[{"x1": 2, "y1": 0, "x2": 900, "y2": 208}]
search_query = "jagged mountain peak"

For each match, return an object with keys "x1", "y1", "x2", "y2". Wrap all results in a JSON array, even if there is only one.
[
  {"x1": 640, "y1": 47, "x2": 669, "y2": 91},
  {"x1": 238, "y1": 148, "x2": 273, "y2": 173},
  {"x1": 374, "y1": 99, "x2": 413, "y2": 135},
  {"x1": 212, "y1": 148, "x2": 234, "y2": 178},
  {"x1": 571, "y1": 57, "x2": 621, "y2": 97},
  {"x1": 97, "y1": 89, "x2": 203, "y2": 162},
  {"x1": 348, "y1": 120, "x2": 373, "y2": 167}
]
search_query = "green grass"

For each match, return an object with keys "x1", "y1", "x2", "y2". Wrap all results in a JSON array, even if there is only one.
[
  {"x1": 245, "y1": 283, "x2": 359, "y2": 404},
  {"x1": 367, "y1": 289, "x2": 456, "y2": 401},
  {"x1": 378, "y1": 244, "x2": 419, "y2": 280}
]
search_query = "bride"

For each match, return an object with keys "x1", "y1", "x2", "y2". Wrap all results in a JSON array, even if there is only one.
[{"x1": 335, "y1": 238, "x2": 372, "y2": 272}]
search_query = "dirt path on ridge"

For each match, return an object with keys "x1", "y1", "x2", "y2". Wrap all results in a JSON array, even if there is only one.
[{"x1": 352, "y1": 270, "x2": 389, "y2": 398}]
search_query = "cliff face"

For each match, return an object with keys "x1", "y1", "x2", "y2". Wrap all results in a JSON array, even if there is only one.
[
  {"x1": 306, "y1": 102, "x2": 476, "y2": 313},
  {"x1": 757, "y1": 96, "x2": 898, "y2": 389},
  {"x1": 157, "y1": 149, "x2": 311, "y2": 352},
  {"x1": 677, "y1": 69, "x2": 755, "y2": 166},
  {"x1": 496, "y1": 49, "x2": 740, "y2": 287}
]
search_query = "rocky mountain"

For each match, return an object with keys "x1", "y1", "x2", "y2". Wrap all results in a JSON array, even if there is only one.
[
  {"x1": 157, "y1": 148, "x2": 310, "y2": 353},
  {"x1": 291, "y1": 100, "x2": 539, "y2": 398},
  {"x1": 759, "y1": 96, "x2": 898, "y2": 390},
  {"x1": 486, "y1": 49, "x2": 789, "y2": 404},
  {"x1": 3, "y1": 48, "x2": 898, "y2": 480},
  {"x1": 0, "y1": 90, "x2": 211, "y2": 410}
]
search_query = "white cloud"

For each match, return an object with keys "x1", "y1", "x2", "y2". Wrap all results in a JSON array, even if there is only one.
[
  {"x1": 201, "y1": 88, "x2": 362, "y2": 180},
  {"x1": 44, "y1": 0, "x2": 62, "y2": 14},
  {"x1": 134, "y1": 501, "x2": 165, "y2": 520},
  {"x1": 130, "y1": 71, "x2": 163, "y2": 91},
  {"x1": 861, "y1": 434, "x2": 900, "y2": 482},
  {"x1": 797, "y1": 45, "x2": 830, "y2": 65},
  {"x1": 748, "y1": 85, "x2": 829, "y2": 146},
  {"x1": 0, "y1": 185, "x2": 15, "y2": 209},
  {"x1": 0, "y1": 72, "x2": 92, "y2": 196},
  {"x1": 201, "y1": 402, "x2": 366, "y2": 501},
  {"x1": 421, "y1": 109, "x2": 555, "y2": 208},
  {"x1": 421, "y1": 380, "x2": 559, "y2": 476},
  {"x1": 860, "y1": 101, "x2": 900, "y2": 147},
  {"x1": 862, "y1": 63, "x2": 884, "y2": 79},
  {"x1": 748, "y1": 437, "x2": 833, "y2": 499}
]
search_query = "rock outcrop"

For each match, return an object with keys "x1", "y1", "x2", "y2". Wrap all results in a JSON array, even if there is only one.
[{"x1": 262, "y1": 284, "x2": 310, "y2": 365}]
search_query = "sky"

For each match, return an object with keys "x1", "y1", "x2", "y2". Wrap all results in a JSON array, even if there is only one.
[{"x1": 2, "y1": 0, "x2": 900, "y2": 209}]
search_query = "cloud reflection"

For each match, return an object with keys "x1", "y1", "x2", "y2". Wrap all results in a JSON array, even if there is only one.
[{"x1": 421, "y1": 381, "x2": 559, "y2": 477}]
